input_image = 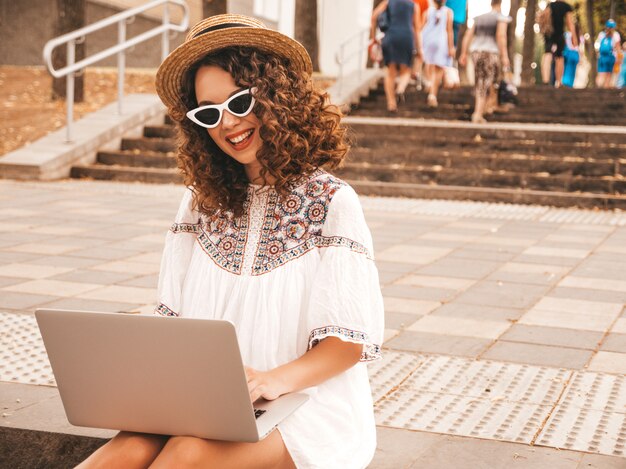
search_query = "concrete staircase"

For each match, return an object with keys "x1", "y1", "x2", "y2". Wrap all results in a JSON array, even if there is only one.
[
  {"x1": 350, "y1": 85, "x2": 626, "y2": 126},
  {"x1": 69, "y1": 86, "x2": 626, "y2": 209}
]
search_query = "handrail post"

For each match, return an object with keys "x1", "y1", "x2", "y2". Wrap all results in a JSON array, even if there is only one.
[
  {"x1": 161, "y1": 2, "x2": 170, "y2": 63},
  {"x1": 117, "y1": 20, "x2": 127, "y2": 115},
  {"x1": 66, "y1": 41, "x2": 76, "y2": 143}
]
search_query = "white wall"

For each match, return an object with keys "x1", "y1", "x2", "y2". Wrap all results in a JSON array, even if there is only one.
[{"x1": 318, "y1": 0, "x2": 373, "y2": 76}]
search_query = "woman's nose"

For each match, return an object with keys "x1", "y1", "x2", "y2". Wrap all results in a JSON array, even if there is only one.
[{"x1": 221, "y1": 110, "x2": 240, "y2": 129}]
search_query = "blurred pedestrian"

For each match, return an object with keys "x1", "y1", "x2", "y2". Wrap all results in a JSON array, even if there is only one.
[
  {"x1": 562, "y1": 27, "x2": 580, "y2": 88},
  {"x1": 539, "y1": 0, "x2": 578, "y2": 87},
  {"x1": 596, "y1": 19, "x2": 621, "y2": 88},
  {"x1": 617, "y1": 42, "x2": 626, "y2": 89},
  {"x1": 371, "y1": 0, "x2": 422, "y2": 113},
  {"x1": 459, "y1": 0, "x2": 510, "y2": 123},
  {"x1": 445, "y1": 0, "x2": 468, "y2": 47},
  {"x1": 411, "y1": 0, "x2": 428, "y2": 89},
  {"x1": 421, "y1": 0, "x2": 455, "y2": 107}
]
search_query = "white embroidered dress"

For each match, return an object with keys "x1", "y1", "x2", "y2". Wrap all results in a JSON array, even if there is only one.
[{"x1": 155, "y1": 170, "x2": 384, "y2": 469}]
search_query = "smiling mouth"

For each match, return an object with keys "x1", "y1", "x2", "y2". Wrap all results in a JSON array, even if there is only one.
[{"x1": 226, "y1": 129, "x2": 254, "y2": 148}]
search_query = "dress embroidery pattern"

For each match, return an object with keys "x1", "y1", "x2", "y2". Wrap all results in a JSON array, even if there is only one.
[
  {"x1": 308, "y1": 325, "x2": 382, "y2": 362},
  {"x1": 168, "y1": 171, "x2": 372, "y2": 276},
  {"x1": 155, "y1": 303, "x2": 178, "y2": 317}
]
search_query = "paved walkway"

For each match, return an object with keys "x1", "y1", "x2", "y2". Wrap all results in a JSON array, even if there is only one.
[{"x1": 0, "y1": 179, "x2": 625, "y2": 468}]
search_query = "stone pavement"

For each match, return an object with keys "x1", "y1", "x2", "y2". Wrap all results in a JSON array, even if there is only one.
[{"x1": 0, "y1": 179, "x2": 625, "y2": 468}]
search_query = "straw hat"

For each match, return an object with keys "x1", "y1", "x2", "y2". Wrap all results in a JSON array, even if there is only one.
[{"x1": 156, "y1": 14, "x2": 313, "y2": 109}]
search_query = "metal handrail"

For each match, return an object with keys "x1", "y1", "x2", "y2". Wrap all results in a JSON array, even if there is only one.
[
  {"x1": 335, "y1": 28, "x2": 370, "y2": 97},
  {"x1": 43, "y1": 0, "x2": 189, "y2": 142}
]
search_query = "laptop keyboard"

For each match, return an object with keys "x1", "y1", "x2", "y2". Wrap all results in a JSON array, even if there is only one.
[{"x1": 254, "y1": 409, "x2": 266, "y2": 419}]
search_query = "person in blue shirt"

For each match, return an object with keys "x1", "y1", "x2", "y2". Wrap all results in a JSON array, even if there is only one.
[
  {"x1": 562, "y1": 29, "x2": 580, "y2": 87},
  {"x1": 596, "y1": 19, "x2": 621, "y2": 88},
  {"x1": 445, "y1": 0, "x2": 467, "y2": 47}
]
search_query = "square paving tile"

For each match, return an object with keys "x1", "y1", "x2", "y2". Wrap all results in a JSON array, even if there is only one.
[
  {"x1": 385, "y1": 311, "x2": 421, "y2": 330},
  {"x1": 76, "y1": 285, "x2": 156, "y2": 305},
  {"x1": 431, "y1": 302, "x2": 524, "y2": 322},
  {"x1": 67, "y1": 246, "x2": 141, "y2": 261},
  {"x1": 6, "y1": 243, "x2": 79, "y2": 255},
  {"x1": 383, "y1": 297, "x2": 440, "y2": 315},
  {"x1": 375, "y1": 261, "x2": 419, "y2": 274},
  {"x1": 612, "y1": 318, "x2": 626, "y2": 334},
  {"x1": 487, "y1": 262, "x2": 570, "y2": 286},
  {"x1": 518, "y1": 309, "x2": 618, "y2": 333},
  {"x1": 601, "y1": 334, "x2": 626, "y2": 353},
  {"x1": 386, "y1": 330, "x2": 491, "y2": 357},
  {"x1": 532, "y1": 297, "x2": 623, "y2": 316},
  {"x1": 559, "y1": 276, "x2": 626, "y2": 293},
  {"x1": 20, "y1": 256, "x2": 102, "y2": 270},
  {"x1": 407, "y1": 315, "x2": 511, "y2": 340},
  {"x1": 522, "y1": 246, "x2": 590, "y2": 259},
  {"x1": 38, "y1": 297, "x2": 142, "y2": 313},
  {"x1": 513, "y1": 254, "x2": 581, "y2": 267},
  {"x1": 370, "y1": 427, "x2": 440, "y2": 469},
  {"x1": 547, "y1": 287, "x2": 626, "y2": 305},
  {"x1": 377, "y1": 245, "x2": 452, "y2": 265},
  {"x1": 482, "y1": 341, "x2": 592, "y2": 369},
  {"x1": 416, "y1": 258, "x2": 501, "y2": 280},
  {"x1": 118, "y1": 274, "x2": 159, "y2": 289},
  {"x1": 0, "y1": 263, "x2": 74, "y2": 280},
  {"x1": 49, "y1": 269, "x2": 139, "y2": 286},
  {"x1": 448, "y1": 247, "x2": 517, "y2": 262},
  {"x1": 587, "y1": 351, "x2": 626, "y2": 374},
  {"x1": 454, "y1": 281, "x2": 550, "y2": 309},
  {"x1": 395, "y1": 275, "x2": 476, "y2": 291},
  {"x1": 2, "y1": 279, "x2": 103, "y2": 297},
  {"x1": 90, "y1": 261, "x2": 160, "y2": 275},
  {"x1": 0, "y1": 291, "x2": 59, "y2": 310},
  {"x1": 382, "y1": 285, "x2": 458, "y2": 302},
  {"x1": 499, "y1": 325, "x2": 603, "y2": 350}
]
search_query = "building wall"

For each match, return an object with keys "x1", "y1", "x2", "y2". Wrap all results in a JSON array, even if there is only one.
[
  {"x1": 0, "y1": 0, "x2": 188, "y2": 67},
  {"x1": 0, "y1": 0, "x2": 371, "y2": 76}
]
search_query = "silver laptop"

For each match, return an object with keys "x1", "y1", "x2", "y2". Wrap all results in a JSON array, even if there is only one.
[{"x1": 35, "y1": 308, "x2": 308, "y2": 442}]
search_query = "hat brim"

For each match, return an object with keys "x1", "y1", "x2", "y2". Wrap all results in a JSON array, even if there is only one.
[{"x1": 156, "y1": 27, "x2": 313, "y2": 110}]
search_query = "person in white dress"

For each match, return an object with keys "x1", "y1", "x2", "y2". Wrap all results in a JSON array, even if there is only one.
[{"x1": 77, "y1": 14, "x2": 384, "y2": 469}]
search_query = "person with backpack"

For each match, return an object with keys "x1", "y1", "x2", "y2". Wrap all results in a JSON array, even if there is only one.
[
  {"x1": 596, "y1": 19, "x2": 621, "y2": 88},
  {"x1": 539, "y1": 0, "x2": 578, "y2": 87}
]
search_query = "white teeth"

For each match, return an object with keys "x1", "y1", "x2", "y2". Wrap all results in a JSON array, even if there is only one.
[{"x1": 228, "y1": 129, "x2": 253, "y2": 144}]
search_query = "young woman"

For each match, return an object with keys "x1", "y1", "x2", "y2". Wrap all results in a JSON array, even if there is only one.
[
  {"x1": 77, "y1": 14, "x2": 384, "y2": 469},
  {"x1": 459, "y1": 0, "x2": 511, "y2": 123},
  {"x1": 371, "y1": 0, "x2": 422, "y2": 113},
  {"x1": 421, "y1": 0, "x2": 455, "y2": 107}
]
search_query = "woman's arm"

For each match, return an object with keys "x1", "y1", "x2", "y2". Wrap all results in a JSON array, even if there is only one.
[
  {"x1": 496, "y1": 21, "x2": 510, "y2": 70},
  {"x1": 246, "y1": 337, "x2": 363, "y2": 402},
  {"x1": 413, "y1": 4, "x2": 422, "y2": 55},
  {"x1": 458, "y1": 25, "x2": 475, "y2": 66},
  {"x1": 370, "y1": 0, "x2": 389, "y2": 41},
  {"x1": 446, "y1": 8, "x2": 455, "y2": 58}
]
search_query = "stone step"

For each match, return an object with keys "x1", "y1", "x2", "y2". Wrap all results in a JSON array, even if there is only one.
[
  {"x1": 348, "y1": 148, "x2": 624, "y2": 177},
  {"x1": 346, "y1": 179, "x2": 626, "y2": 210},
  {"x1": 97, "y1": 150, "x2": 177, "y2": 169},
  {"x1": 353, "y1": 135, "x2": 626, "y2": 158},
  {"x1": 143, "y1": 125, "x2": 176, "y2": 139},
  {"x1": 348, "y1": 122, "x2": 626, "y2": 146},
  {"x1": 351, "y1": 105, "x2": 626, "y2": 126},
  {"x1": 70, "y1": 164, "x2": 181, "y2": 184},
  {"x1": 338, "y1": 162, "x2": 626, "y2": 194},
  {"x1": 121, "y1": 137, "x2": 176, "y2": 153}
]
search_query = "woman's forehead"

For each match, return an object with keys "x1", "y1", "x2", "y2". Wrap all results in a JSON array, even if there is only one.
[{"x1": 194, "y1": 65, "x2": 238, "y2": 103}]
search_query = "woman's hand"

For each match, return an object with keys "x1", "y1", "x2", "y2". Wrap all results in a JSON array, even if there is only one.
[
  {"x1": 501, "y1": 56, "x2": 511, "y2": 71},
  {"x1": 459, "y1": 53, "x2": 467, "y2": 67},
  {"x1": 245, "y1": 367, "x2": 287, "y2": 403},
  {"x1": 449, "y1": 46, "x2": 456, "y2": 58}
]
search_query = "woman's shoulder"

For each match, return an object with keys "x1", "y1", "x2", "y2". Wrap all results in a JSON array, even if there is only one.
[{"x1": 288, "y1": 169, "x2": 351, "y2": 199}]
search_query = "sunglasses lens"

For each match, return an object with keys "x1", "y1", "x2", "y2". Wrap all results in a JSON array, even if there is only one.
[
  {"x1": 194, "y1": 107, "x2": 220, "y2": 127},
  {"x1": 228, "y1": 93, "x2": 254, "y2": 115}
]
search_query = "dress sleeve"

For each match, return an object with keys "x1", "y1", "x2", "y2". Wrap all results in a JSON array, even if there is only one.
[
  {"x1": 154, "y1": 188, "x2": 200, "y2": 317},
  {"x1": 306, "y1": 185, "x2": 384, "y2": 362}
]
